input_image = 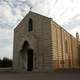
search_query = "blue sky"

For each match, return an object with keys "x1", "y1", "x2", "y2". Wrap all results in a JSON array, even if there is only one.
[{"x1": 0, "y1": 0, "x2": 80, "y2": 59}]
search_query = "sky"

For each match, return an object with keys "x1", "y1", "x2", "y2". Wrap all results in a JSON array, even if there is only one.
[{"x1": 0, "y1": 0, "x2": 80, "y2": 59}]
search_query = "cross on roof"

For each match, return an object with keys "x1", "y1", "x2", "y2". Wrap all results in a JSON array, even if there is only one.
[{"x1": 30, "y1": 7, "x2": 32, "y2": 11}]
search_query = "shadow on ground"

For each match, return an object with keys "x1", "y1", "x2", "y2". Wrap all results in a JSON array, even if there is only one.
[{"x1": 0, "y1": 69, "x2": 80, "y2": 80}]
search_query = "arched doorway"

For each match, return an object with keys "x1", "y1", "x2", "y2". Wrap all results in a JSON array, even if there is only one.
[
  {"x1": 27, "y1": 49, "x2": 33, "y2": 71},
  {"x1": 20, "y1": 41, "x2": 33, "y2": 71}
]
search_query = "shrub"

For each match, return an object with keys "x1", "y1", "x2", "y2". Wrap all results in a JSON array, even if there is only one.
[{"x1": 0, "y1": 57, "x2": 12, "y2": 68}]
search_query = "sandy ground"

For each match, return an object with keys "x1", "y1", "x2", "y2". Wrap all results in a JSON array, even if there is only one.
[{"x1": 0, "y1": 71, "x2": 80, "y2": 80}]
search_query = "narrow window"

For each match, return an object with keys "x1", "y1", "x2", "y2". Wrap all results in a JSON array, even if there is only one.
[
  {"x1": 28, "y1": 18, "x2": 33, "y2": 31},
  {"x1": 65, "y1": 40, "x2": 68, "y2": 53}
]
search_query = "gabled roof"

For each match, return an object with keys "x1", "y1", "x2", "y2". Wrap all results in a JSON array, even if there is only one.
[
  {"x1": 27, "y1": 11, "x2": 51, "y2": 19},
  {"x1": 14, "y1": 11, "x2": 52, "y2": 30},
  {"x1": 14, "y1": 11, "x2": 77, "y2": 39}
]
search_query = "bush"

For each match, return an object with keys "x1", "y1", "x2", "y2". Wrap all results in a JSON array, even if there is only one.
[{"x1": 0, "y1": 57, "x2": 12, "y2": 68}]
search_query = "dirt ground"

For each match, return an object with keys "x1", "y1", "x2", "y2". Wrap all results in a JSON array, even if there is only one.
[{"x1": 0, "y1": 71, "x2": 80, "y2": 80}]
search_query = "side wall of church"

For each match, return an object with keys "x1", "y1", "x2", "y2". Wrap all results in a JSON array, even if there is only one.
[{"x1": 51, "y1": 20, "x2": 79, "y2": 69}]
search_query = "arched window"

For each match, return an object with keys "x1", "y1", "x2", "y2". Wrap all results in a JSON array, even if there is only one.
[{"x1": 28, "y1": 18, "x2": 33, "y2": 31}]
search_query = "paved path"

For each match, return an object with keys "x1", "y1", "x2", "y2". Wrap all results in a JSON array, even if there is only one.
[{"x1": 0, "y1": 71, "x2": 80, "y2": 80}]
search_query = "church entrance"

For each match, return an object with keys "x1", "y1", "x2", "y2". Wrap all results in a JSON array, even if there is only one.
[
  {"x1": 20, "y1": 41, "x2": 33, "y2": 71},
  {"x1": 27, "y1": 49, "x2": 33, "y2": 71}
]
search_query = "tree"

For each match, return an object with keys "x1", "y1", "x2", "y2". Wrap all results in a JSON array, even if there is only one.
[{"x1": 0, "y1": 57, "x2": 12, "y2": 68}]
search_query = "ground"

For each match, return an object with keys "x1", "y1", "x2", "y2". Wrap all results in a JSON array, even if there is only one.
[{"x1": 0, "y1": 70, "x2": 80, "y2": 80}]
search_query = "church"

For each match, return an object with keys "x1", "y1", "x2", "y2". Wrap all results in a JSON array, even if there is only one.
[{"x1": 13, "y1": 11, "x2": 80, "y2": 72}]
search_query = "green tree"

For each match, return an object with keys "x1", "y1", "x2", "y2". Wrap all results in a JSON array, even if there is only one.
[{"x1": 0, "y1": 57, "x2": 12, "y2": 68}]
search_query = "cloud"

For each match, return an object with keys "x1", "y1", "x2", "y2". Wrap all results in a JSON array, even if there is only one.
[
  {"x1": 0, "y1": 28, "x2": 13, "y2": 59},
  {"x1": 69, "y1": 26, "x2": 80, "y2": 37},
  {"x1": 1, "y1": 0, "x2": 80, "y2": 30},
  {"x1": 0, "y1": 0, "x2": 30, "y2": 29},
  {"x1": 0, "y1": 0, "x2": 80, "y2": 58},
  {"x1": 0, "y1": 46, "x2": 12, "y2": 59},
  {"x1": 62, "y1": 19, "x2": 80, "y2": 30},
  {"x1": 0, "y1": 0, "x2": 59, "y2": 29},
  {"x1": 0, "y1": 2, "x2": 17, "y2": 28}
]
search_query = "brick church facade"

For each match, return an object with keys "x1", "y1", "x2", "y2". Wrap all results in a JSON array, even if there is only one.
[{"x1": 13, "y1": 11, "x2": 80, "y2": 72}]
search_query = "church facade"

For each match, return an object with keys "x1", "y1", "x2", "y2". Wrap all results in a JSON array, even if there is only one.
[{"x1": 13, "y1": 11, "x2": 80, "y2": 72}]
